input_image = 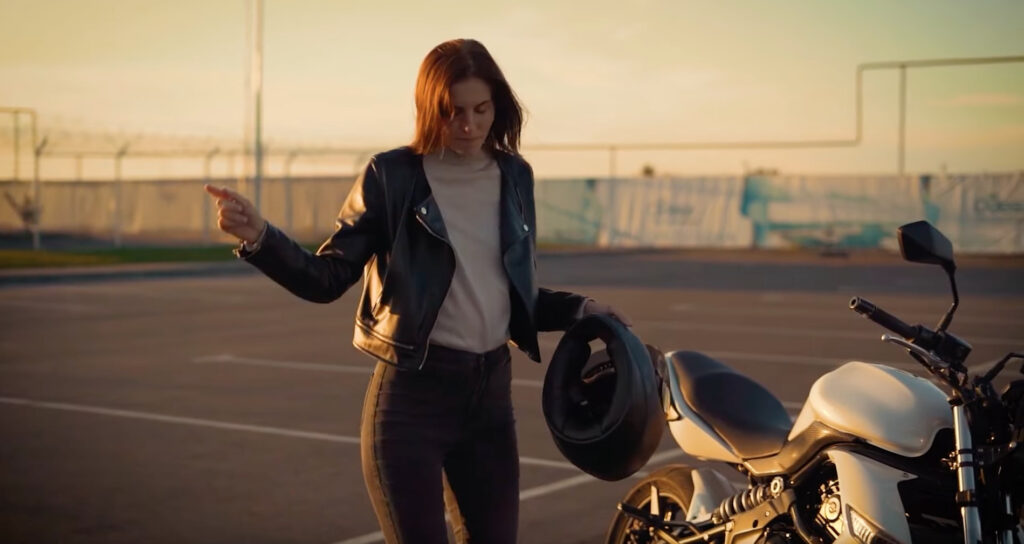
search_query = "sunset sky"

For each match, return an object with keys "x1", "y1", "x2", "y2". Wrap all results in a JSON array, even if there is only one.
[{"x1": 1, "y1": 0, "x2": 1022, "y2": 178}]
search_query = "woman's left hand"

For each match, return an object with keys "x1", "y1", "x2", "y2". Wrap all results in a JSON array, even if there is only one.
[{"x1": 581, "y1": 299, "x2": 633, "y2": 327}]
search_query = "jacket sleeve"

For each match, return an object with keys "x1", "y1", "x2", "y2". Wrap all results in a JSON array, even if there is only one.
[
  {"x1": 536, "y1": 287, "x2": 588, "y2": 331},
  {"x1": 235, "y1": 158, "x2": 387, "y2": 303},
  {"x1": 520, "y1": 158, "x2": 589, "y2": 330}
]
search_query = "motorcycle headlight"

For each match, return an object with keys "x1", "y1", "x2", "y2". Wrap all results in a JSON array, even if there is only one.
[{"x1": 847, "y1": 506, "x2": 902, "y2": 544}]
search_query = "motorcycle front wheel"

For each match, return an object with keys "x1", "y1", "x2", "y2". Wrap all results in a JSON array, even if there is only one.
[{"x1": 605, "y1": 465, "x2": 695, "y2": 544}]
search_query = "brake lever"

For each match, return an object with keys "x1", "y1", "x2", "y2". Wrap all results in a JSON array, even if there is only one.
[{"x1": 882, "y1": 334, "x2": 949, "y2": 370}]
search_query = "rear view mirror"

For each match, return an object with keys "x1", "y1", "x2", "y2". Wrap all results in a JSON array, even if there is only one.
[
  {"x1": 898, "y1": 221, "x2": 960, "y2": 332},
  {"x1": 898, "y1": 221, "x2": 955, "y2": 272}
]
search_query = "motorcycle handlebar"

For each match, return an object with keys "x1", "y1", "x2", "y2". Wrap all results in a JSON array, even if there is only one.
[{"x1": 849, "y1": 297, "x2": 920, "y2": 341}]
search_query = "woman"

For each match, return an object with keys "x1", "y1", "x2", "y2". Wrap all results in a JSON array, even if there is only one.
[{"x1": 204, "y1": 38, "x2": 629, "y2": 544}]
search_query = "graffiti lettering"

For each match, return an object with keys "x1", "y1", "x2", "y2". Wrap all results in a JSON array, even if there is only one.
[{"x1": 974, "y1": 194, "x2": 1024, "y2": 216}]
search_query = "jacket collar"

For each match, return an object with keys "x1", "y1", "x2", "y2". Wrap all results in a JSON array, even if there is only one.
[{"x1": 408, "y1": 149, "x2": 529, "y2": 252}]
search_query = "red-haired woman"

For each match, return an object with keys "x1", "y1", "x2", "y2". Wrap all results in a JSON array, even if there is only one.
[{"x1": 204, "y1": 39, "x2": 629, "y2": 543}]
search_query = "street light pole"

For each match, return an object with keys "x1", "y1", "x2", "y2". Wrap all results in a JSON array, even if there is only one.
[
  {"x1": 247, "y1": 0, "x2": 264, "y2": 214},
  {"x1": 32, "y1": 134, "x2": 47, "y2": 250},
  {"x1": 13, "y1": 113, "x2": 19, "y2": 181}
]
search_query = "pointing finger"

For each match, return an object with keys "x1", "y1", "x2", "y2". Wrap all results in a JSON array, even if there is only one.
[
  {"x1": 204, "y1": 184, "x2": 228, "y2": 198},
  {"x1": 205, "y1": 184, "x2": 246, "y2": 204}
]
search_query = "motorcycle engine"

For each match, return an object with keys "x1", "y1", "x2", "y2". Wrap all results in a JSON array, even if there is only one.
[{"x1": 812, "y1": 479, "x2": 844, "y2": 541}]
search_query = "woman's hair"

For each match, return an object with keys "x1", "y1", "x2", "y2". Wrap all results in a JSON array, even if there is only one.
[{"x1": 410, "y1": 39, "x2": 524, "y2": 156}]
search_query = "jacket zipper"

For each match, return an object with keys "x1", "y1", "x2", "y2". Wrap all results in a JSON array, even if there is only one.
[{"x1": 414, "y1": 213, "x2": 456, "y2": 370}]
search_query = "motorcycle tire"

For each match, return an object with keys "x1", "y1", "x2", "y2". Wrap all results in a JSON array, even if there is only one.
[{"x1": 605, "y1": 465, "x2": 695, "y2": 544}]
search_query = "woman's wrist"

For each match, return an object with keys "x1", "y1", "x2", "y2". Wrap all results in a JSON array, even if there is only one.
[{"x1": 243, "y1": 221, "x2": 269, "y2": 251}]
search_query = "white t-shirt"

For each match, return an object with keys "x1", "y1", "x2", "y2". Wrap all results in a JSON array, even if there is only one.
[{"x1": 422, "y1": 149, "x2": 510, "y2": 353}]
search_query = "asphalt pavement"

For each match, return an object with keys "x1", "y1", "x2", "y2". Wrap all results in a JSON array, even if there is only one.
[{"x1": 0, "y1": 250, "x2": 1021, "y2": 543}]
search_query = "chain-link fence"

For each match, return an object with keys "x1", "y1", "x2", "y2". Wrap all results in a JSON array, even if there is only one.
[{"x1": 4, "y1": 171, "x2": 1022, "y2": 253}]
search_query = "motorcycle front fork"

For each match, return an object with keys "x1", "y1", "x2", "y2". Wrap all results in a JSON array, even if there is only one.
[{"x1": 954, "y1": 404, "x2": 985, "y2": 544}]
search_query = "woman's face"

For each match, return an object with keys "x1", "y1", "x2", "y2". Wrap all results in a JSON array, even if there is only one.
[{"x1": 444, "y1": 77, "x2": 495, "y2": 157}]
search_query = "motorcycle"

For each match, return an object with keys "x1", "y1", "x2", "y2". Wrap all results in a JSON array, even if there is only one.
[{"x1": 604, "y1": 221, "x2": 1024, "y2": 544}]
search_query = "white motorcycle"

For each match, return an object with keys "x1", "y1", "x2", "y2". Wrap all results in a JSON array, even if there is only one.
[{"x1": 605, "y1": 221, "x2": 1024, "y2": 544}]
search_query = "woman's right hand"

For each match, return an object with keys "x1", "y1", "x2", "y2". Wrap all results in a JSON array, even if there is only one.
[{"x1": 203, "y1": 184, "x2": 267, "y2": 244}]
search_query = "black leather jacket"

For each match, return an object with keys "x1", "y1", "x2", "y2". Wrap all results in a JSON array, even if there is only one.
[{"x1": 236, "y1": 146, "x2": 586, "y2": 370}]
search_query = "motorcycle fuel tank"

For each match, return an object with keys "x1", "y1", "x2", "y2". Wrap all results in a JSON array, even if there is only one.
[{"x1": 789, "y1": 361, "x2": 953, "y2": 457}]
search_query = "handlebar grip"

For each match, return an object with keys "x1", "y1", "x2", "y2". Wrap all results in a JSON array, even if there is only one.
[{"x1": 849, "y1": 297, "x2": 919, "y2": 340}]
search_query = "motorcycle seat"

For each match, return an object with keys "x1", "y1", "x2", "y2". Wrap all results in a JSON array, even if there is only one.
[{"x1": 668, "y1": 351, "x2": 792, "y2": 459}]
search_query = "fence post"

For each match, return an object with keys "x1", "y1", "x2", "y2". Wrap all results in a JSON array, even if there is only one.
[
  {"x1": 608, "y1": 145, "x2": 617, "y2": 180},
  {"x1": 203, "y1": 147, "x2": 220, "y2": 245},
  {"x1": 31, "y1": 135, "x2": 47, "y2": 250},
  {"x1": 284, "y1": 150, "x2": 298, "y2": 233},
  {"x1": 12, "y1": 113, "x2": 19, "y2": 181},
  {"x1": 113, "y1": 144, "x2": 129, "y2": 247}
]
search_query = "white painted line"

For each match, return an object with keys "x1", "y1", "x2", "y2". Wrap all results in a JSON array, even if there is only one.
[
  {"x1": 518, "y1": 456, "x2": 577, "y2": 470},
  {"x1": 333, "y1": 532, "x2": 383, "y2": 544},
  {"x1": 540, "y1": 339, "x2": 913, "y2": 370},
  {"x1": 0, "y1": 396, "x2": 362, "y2": 444},
  {"x1": 669, "y1": 302, "x2": 1024, "y2": 327},
  {"x1": 0, "y1": 395, "x2": 584, "y2": 473},
  {"x1": 518, "y1": 472, "x2": 597, "y2": 501},
  {"x1": 194, "y1": 355, "x2": 548, "y2": 388},
  {"x1": 332, "y1": 447, "x2": 739, "y2": 544},
  {"x1": 194, "y1": 354, "x2": 374, "y2": 375},
  {"x1": 328, "y1": 472, "x2": 603, "y2": 544},
  {"x1": 634, "y1": 320, "x2": 1021, "y2": 347},
  {"x1": 332, "y1": 472, "x2": 609, "y2": 543}
]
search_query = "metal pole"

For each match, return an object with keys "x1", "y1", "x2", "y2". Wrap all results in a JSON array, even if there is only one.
[
  {"x1": 855, "y1": 66, "x2": 864, "y2": 142},
  {"x1": 31, "y1": 130, "x2": 44, "y2": 251},
  {"x1": 113, "y1": 145, "x2": 128, "y2": 247},
  {"x1": 13, "y1": 113, "x2": 19, "y2": 181},
  {"x1": 522, "y1": 55, "x2": 1024, "y2": 166},
  {"x1": 609, "y1": 146, "x2": 617, "y2": 180},
  {"x1": 284, "y1": 151, "x2": 298, "y2": 233},
  {"x1": 0, "y1": 108, "x2": 40, "y2": 245},
  {"x1": 203, "y1": 147, "x2": 219, "y2": 244},
  {"x1": 249, "y1": 0, "x2": 264, "y2": 214},
  {"x1": 898, "y1": 65, "x2": 907, "y2": 177}
]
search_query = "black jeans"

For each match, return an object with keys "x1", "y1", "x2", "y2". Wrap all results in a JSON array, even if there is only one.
[{"x1": 360, "y1": 343, "x2": 518, "y2": 544}]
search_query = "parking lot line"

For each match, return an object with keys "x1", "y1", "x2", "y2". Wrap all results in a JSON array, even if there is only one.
[
  {"x1": 332, "y1": 472, "x2": 610, "y2": 544},
  {"x1": 0, "y1": 395, "x2": 586, "y2": 471},
  {"x1": 537, "y1": 337, "x2": 913, "y2": 370},
  {"x1": 0, "y1": 395, "x2": 362, "y2": 444},
  {"x1": 332, "y1": 449, "x2": 707, "y2": 544},
  {"x1": 670, "y1": 302, "x2": 1024, "y2": 326},
  {"x1": 193, "y1": 354, "x2": 374, "y2": 374},
  {"x1": 634, "y1": 320, "x2": 1021, "y2": 347},
  {"x1": 193, "y1": 355, "x2": 548, "y2": 388}
]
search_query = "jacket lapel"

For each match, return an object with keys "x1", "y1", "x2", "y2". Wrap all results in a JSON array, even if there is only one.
[
  {"x1": 408, "y1": 154, "x2": 452, "y2": 244},
  {"x1": 407, "y1": 150, "x2": 527, "y2": 251},
  {"x1": 497, "y1": 154, "x2": 529, "y2": 254},
  {"x1": 412, "y1": 192, "x2": 450, "y2": 243}
]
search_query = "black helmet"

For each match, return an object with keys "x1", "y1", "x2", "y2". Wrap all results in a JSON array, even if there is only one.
[{"x1": 542, "y1": 314, "x2": 664, "y2": 481}]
